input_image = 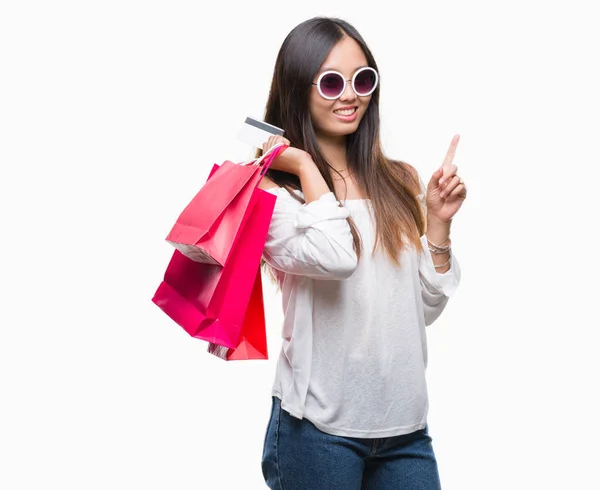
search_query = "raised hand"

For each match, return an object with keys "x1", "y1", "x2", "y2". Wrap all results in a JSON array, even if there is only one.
[{"x1": 426, "y1": 134, "x2": 467, "y2": 223}]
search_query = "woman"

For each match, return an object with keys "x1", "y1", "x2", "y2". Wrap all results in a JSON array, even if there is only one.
[{"x1": 256, "y1": 16, "x2": 466, "y2": 489}]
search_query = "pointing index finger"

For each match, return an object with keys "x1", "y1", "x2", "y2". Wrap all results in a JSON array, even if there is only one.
[{"x1": 442, "y1": 134, "x2": 460, "y2": 170}]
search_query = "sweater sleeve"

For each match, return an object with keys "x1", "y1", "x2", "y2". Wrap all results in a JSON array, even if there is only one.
[
  {"x1": 418, "y1": 235, "x2": 461, "y2": 325},
  {"x1": 261, "y1": 187, "x2": 358, "y2": 280},
  {"x1": 416, "y1": 174, "x2": 461, "y2": 326}
]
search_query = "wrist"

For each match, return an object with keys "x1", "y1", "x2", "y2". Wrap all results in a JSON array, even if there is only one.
[
  {"x1": 427, "y1": 213, "x2": 452, "y2": 227},
  {"x1": 427, "y1": 214, "x2": 451, "y2": 234},
  {"x1": 426, "y1": 215, "x2": 451, "y2": 250}
]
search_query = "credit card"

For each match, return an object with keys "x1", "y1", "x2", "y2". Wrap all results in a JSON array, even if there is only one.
[{"x1": 237, "y1": 116, "x2": 285, "y2": 148}]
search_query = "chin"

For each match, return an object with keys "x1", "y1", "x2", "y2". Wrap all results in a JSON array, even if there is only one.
[
  {"x1": 315, "y1": 115, "x2": 364, "y2": 139},
  {"x1": 331, "y1": 121, "x2": 361, "y2": 136}
]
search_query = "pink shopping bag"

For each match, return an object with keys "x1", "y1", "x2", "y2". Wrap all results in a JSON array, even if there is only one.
[
  {"x1": 152, "y1": 151, "x2": 279, "y2": 350},
  {"x1": 152, "y1": 188, "x2": 275, "y2": 349},
  {"x1": 165, "y1": 144, "x2": 287, "y2": 265}
]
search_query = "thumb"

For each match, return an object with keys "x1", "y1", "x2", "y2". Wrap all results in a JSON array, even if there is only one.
[{"x1": 428, "y1": 166, "x2": 444, "y2": 191}]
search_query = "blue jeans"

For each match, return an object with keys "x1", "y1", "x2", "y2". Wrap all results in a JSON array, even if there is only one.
[{"x1": 261, "y1": 396, "x2": 442, "y2": 489}]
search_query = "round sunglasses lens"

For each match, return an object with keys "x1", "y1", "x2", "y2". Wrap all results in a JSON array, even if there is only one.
[
  {"x1": 319, "y1": 73, "x2": 344, "y2": 98},
  {"x1": 354, "y1": 69, "x2": 377, "y2": 95}
]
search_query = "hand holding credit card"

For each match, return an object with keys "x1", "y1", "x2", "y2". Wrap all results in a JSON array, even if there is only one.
[{"x1": 237, "y1": 116, "x2": 314, "y2": 176}]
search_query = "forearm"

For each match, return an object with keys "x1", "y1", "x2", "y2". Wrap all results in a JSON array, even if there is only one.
[
  {"x1": 426, "y1": 215, "x2": 452, "y2": 274},
  {"x1": 298, "y1": 159, "x2": 332, "y2": 204}
]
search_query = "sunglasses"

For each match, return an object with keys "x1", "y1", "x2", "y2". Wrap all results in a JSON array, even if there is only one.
[{"x1": 312, "y1": 66, "x2": 379, "y2": 100}]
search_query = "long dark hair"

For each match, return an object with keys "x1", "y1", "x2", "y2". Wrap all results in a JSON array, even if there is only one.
[{"x1": 258, "y1": 17, "x2": 425, "y2": 271}]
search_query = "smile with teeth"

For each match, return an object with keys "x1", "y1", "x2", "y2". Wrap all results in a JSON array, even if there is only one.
[{"x1": 334, "y1": 107, "x2": 357, "y2": 116}]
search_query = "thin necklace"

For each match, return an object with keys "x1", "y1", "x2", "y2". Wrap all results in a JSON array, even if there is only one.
[{"x1": 331, "y1": 172, "x2": 353, "y2": 181}]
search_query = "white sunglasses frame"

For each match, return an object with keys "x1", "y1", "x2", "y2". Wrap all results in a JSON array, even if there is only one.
[{"x1": 312, "y1": 66, "x2": 379, "y2": 100}]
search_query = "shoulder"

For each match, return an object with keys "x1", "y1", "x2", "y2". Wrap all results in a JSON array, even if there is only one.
[
  {"x1": 389, "y1": 159, "x2": 422, "y2": 194},
  {"x1": 258, "y1": 179, "x2": 306, "y2": 210},
  {"x1": 404, "y1": 162, "x2": 419, "y2": 181},
  {"x1": 258, "y1": 175, "x2": 280, "y2": 191},
  {"x1": 258, "y1": 177, "x2": 305, "y2": 200}
]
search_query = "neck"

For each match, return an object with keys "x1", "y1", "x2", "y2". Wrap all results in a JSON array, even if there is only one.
[{"x1": 315, "y1": 132, "x2": 349, "y2": 174}]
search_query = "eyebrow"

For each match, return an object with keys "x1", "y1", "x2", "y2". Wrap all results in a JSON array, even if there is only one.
[{"x1": 320, "y1": 65, "x2": 368, "y2": 73}]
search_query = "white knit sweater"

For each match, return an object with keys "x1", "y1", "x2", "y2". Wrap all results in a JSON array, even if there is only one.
[{"x1": 261, "y1": 183, "x2": 460, "y2": 438}]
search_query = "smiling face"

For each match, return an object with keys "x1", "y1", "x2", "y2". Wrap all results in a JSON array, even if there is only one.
[{"x1": 309, "y1": 35, "x2": 373, "y2": 142}]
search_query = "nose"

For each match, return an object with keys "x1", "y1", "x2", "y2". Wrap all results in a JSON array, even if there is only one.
[{"x1": 339, "y1": 80, "x2": 358, "y2": 102}]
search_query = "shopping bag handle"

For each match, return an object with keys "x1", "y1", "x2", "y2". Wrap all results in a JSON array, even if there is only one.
[
  {"x1": 247, "y1": 142, "x2": 289, "y2": 177},
  {"x1": 254, "y1": 142, "x2": 285, "y2": 165}
]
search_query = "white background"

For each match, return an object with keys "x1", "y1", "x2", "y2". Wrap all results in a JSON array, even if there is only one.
[{"x1": 1, "y1": 1, "x2": 599, "y2": 489}]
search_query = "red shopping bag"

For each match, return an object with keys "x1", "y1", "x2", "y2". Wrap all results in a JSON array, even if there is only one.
[
  {"x1": 152, "y1": 164, "x2": 277, "y2": 352},
  {"x1": 207, "y1": 267, "x2": 268, "y2": 361},
  {"x1": 165, "y1": 144, "x2": 287, "y2": 265}
]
